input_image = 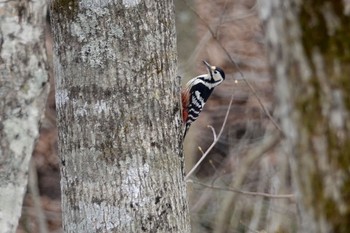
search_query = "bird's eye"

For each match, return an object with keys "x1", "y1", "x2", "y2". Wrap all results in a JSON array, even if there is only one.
[{"x1": 214, "y1": 71, "x2": 217, "y2": 74}]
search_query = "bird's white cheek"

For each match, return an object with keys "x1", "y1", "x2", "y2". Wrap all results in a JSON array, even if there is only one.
[{"x1": 213, "y1": 75, "x2": 222, "y2": 82}]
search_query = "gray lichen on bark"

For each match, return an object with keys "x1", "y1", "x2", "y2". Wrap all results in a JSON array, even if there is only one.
[
  {"x1": 0, "y1": 0, "x2": 49, "y2": 231},
  {"x1": 51, "y1": 0, "x2": 189, "y2": 232}
]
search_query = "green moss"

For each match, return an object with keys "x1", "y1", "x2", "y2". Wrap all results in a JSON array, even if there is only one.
[
  {"x1": 300, "y1": 1, "x2": 350, "y2": 63},
  {"x1": 324, "y1": 196, "x2": 350, "y2": 232},
  {"x1": 309, "y1": 172, "x2": 323, "y2": 211},
  {"x1": 295, "y1": 77, "x2": 323, "y2": 133},
  {"x1": 299, "y1": 1, "x2": 350, "y2": 114},
  {"x1": 310, "y1": 174, "x2": 338, "y2": 228},
  {"x1": 293, "y1": 1, "x2": 350, "y2": 231},
  {"x1": 327, "y1": 130, "x2": 350, "y2": 169},
  {"x1": 333, "y1": 73, "x2": 350, "y2": 110},
  {"x1": 307, "y1": 132, "x2": 350, "y2": 232},
  {"x1": 338, "y1": 180, "x2": 350, "y2": 232}
]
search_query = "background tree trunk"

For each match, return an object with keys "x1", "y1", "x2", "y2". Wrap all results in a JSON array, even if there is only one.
[
  {"x1": 259, "y1": 1, "x2": 350, "y2": 232},
  {"x1": 50, "y1": 0, "x2": 190, "y2": 232},
  {"x1": 0, "y1": 0, "x2": 49, "y2": 232}
]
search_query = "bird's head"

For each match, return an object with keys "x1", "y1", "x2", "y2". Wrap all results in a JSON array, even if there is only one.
[{"x1": 203, "y1": 60, "x2": 225, "y2": 83}]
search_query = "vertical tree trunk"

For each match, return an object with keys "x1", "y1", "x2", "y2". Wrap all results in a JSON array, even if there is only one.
[
  {"x1": 50, "y1": 1, "x2": 190, "y2": 232},
  {"x1": 0, "y1": 1, "x2": 48, "y2": 232},
  {"x1": 259, "y1": 1, "x2": 350, "y2": 232}
]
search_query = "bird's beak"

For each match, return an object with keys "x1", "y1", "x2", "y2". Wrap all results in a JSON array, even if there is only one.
[{"x1": 203, "y1": 60, "x2": 215, "y2": 71}]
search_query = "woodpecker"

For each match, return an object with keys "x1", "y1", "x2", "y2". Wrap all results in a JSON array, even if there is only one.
[{"x1": 181, "y1": 60, "x2": 225, "y2": 138}]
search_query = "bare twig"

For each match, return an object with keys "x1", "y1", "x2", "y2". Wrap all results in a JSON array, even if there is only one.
[
  {"x1": 215, "y1": 0, "x2": 230, "y2": 37},
  {"x1": 185, "y1": 93, "x2": 235, "y2": 180},
  {"x1": 207, "y1": 125, "x2": 217, "y2": 141},
  {"x1": 197, "y1": 146, "x2": 204, "y2": 155},
  {"x1": 189, "y1": 180, "x2": 295, "y2": 200},
  {"x1": 208, "y1": 160, "x2": 218, "y2": 172}
]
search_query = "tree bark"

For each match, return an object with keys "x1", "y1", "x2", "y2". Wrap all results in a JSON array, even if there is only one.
[
  {"x1": 0, "y1": 0, "x2": 49, "y2": 232},
  {"x1": 258, "y1": 1, "x2": 350, "y2": 232},
  {"x1": 50, "y1": 0, "x2": 190, "y2": 232}
]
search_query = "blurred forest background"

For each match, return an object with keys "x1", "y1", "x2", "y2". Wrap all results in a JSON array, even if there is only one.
[{"x1": 14, "y1": 0, "x2": 349, "y2": 232}]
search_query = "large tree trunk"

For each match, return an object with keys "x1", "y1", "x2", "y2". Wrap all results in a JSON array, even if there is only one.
[
  {"x1": 0, "y1": 1, "x2": 49, "y2": 232},
  {"x1": 259, "y1": 1, "x2": 350, "y2": 232},
  {"x1": 50, "y1": 0, "x2": 190, "y2": 232}
]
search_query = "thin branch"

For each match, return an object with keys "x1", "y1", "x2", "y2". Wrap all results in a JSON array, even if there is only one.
[
  {"x1": 189, "y1": 180, "x2": 295, "y2": 200},
  {"x1": 185, "y1": 93, "x2": 235, "y2": 180},
  {"x1": 215, "y1": 0, "x2": 230, "y2": 37},
  {"x1": 242, "y1": 79, "x2": 283, "y2": 133}
]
